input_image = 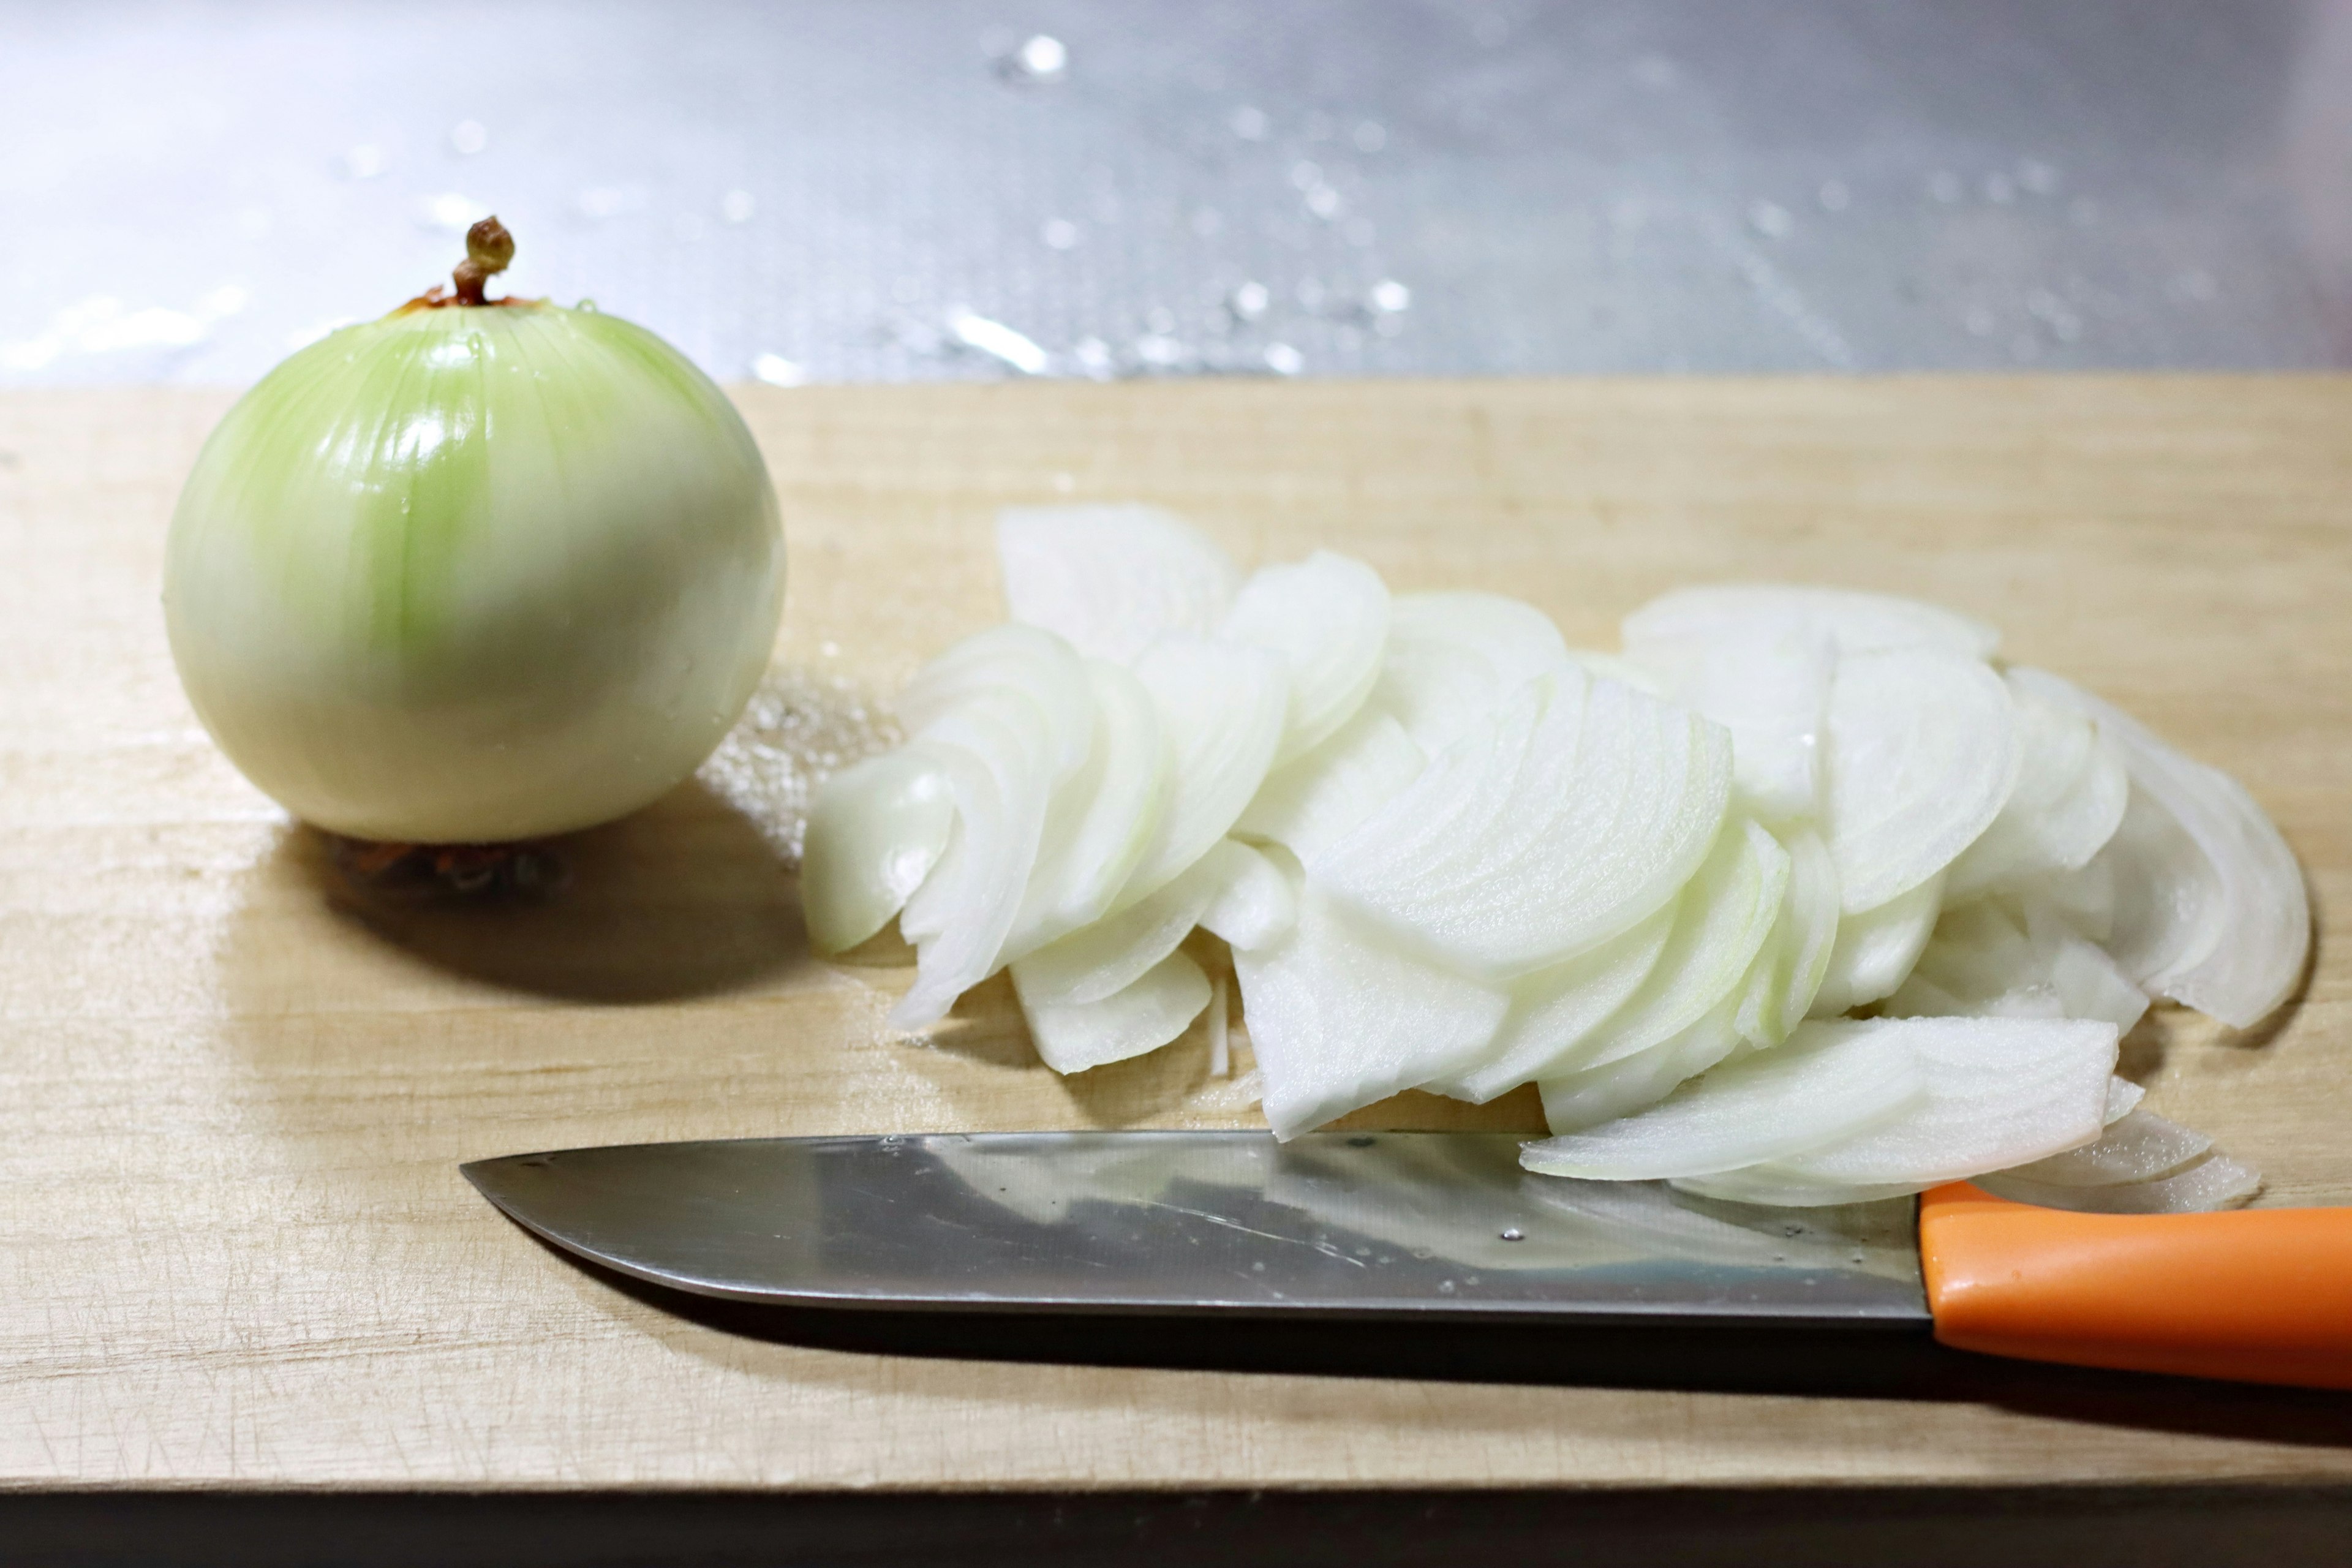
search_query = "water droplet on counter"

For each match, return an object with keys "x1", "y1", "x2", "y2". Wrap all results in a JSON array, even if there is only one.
[
  {"x1": 1352, "y1": 120, "x2": 1387, "y2": 153},
  {"x1": 999, "y1": 33, "x2": 1068, "y2": 84},
  {"x1": 1748, "y1": 200, "x2": 1794, "y2": 239},
  {"x1": 1368, "y1": 279, "x2": 1411, "y2": 314},
  {"x1": 1229, "y1": 105, "x2": 1269, "y2": 141},
  {"x1": 1132, "y1": 333, "x2": 1186, "y2": 369},
  {"x1": 448, "y1": 119, "x2": 489, "y2": 156},
  {"x1": 720, "y1": 189, "x2": 758, "y2": 225},
  {"x1": 1262, "y1": 342, "x2": 1303, "y2": 375},
  {"x1": 1817, "y1": 179, "x2": 1851, "y2": 213},
  {"x1": 752, "y1": 353, "x2": 805, "y2": 386},
  {"x1": 1228, "y1": 281, "x2": 1271, "y2": 321},
  {"x1": 1040, "y1": 217, "x2": 1080, "y2": 251},
  {"x1": 947, "y1": 311, "x2": 1050, "y2": 375}
]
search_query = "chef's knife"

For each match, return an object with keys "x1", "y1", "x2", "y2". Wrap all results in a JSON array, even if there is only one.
[{"x1": 462, "y1": 1131, "x2": 2352, "y2": 1390}]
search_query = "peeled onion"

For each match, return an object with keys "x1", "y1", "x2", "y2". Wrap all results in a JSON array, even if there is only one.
[{"x1": 165, "y1": 221, "x2": 783, "y2": 843}]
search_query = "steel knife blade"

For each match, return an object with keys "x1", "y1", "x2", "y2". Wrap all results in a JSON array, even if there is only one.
[{"x1": 461, "y1": 1131, "x2": 1928, "y2": 1328}]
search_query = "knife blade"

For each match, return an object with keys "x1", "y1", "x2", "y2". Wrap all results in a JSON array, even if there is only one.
[{"x1": 461, "y1": 1131, "x2": 2352, "y2": 1389}]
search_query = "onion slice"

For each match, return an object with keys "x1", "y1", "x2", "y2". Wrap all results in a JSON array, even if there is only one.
[
  {"x1": 1019, "y1": 951, "x2": 1214, "y2": 1075},
  {"x1": 1011, "y1": 843, "x2": 1248, "y2": 1009},
  {"x1": 1808, "y1": 872, "x2": 1943, "y2": 1017},
  {"x1": 995, "y1": 505, "x2": 1239, "y2": 665},
  {"x1": 1369, "y1": 590, "x2": 1571, "y2": 753},
  {"x1": 1823, "y1": 646, "x2": 2017, "y2": 913},
  {"x1": 1978, "y1": 1153, "x2": 2261, "y2": 1213},
  {"x1": 800, "y1": 750, "x2": 955, "y2": 957},
  {"x1": 1311, "y1": 669, "x2": 1733, "y2": 979},
  {"x1": 1537, "y1": 1001, "x2": 1746, "y2": 1131},
  {"x1": 1733, "y1": 824, "x2": 1842, "y2": 1045},
  {"x1": 1429, "y1": 899, "x2": 1676, "y2": 1104},
  {"x1": 1198, "y1": 841, "x2": 1299, "y2": 952},
  {"x1": 1988, "y1": 1109, "x2": 2211, "y2": 1188},
  {"x1": 1767, "y1": 1016, "x2": 2119, "y2": 1186},
  {"x1": 1942, "y1": 674, "x2": 2130, "y2": 903},
  {"x1": 1624, "y1": 584, "x2": 2001, "y2": 660},
  {"x1": 1220, "y1": 551, "x2": 1390, "y2": 764},
  {"x1": 1623, "y1": 620, "x2": 1834, "y2": 823},
  {"x1": 1235, "y1": 886, "x2": 1510, "y2": 1139},
  {"x1": 2009, "y1": 666, "x2": 2309, "y2": 1028},
  {"x1": 1115, "y1": 635, "x2": 1289, "y2": 909},
  {"x1": 1521, "y1": 1019, "x2": 1929, "y2": 1181},
  {"x1": 999, "y1": 658, "x2": 1169, "y2": 961},
  {"x1": 889, "y1": 691, "x2": 1058, "y2": 1030},
  {"x1": 1234, "y1": 709, "x2": 1425, "y2": 862},
  {"x1": 1574, "y1": 820, "x2": 1791, "y2": 1071}
]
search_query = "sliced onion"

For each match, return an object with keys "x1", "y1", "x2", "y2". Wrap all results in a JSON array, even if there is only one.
[
  {"x1": 801, "y1": 750, "x2": 956, "y2": 956},
  {"x1": 1019, "y1": 950, "x2": 1214, "y2": 1075},
  {"x1": 1624, "y1": 583, "x2": 2000, "y2": 660},
  {"x1": 1521, "y1": 1018, "x2": 1929, "y2": 1181},
  {"x1": 1369, "y1": 590, "x2": 1570, "y2": 753},
  {"x1": 2010, "y1": 666, "x2": 2309, "y2": 1028},
  {"x1": 1537, "y1": 1001, "x2": 1745, "y2": 1131},
  {"x1": 1823, "y1": 646, "x2": 2017, "y2": 913},
  {"x1": 1622, "y1": 620, "x2": 1834, "y2": 823},
  {"x1": 1670, "y1": 1170, "x2": 1928, "y2": 1208},
  {"x1": 1115, "y1": 635, "x2": 1289, "y2": 909},
  {"x1": 895, "y1": 623, "x2": 1096, "y2": 788},
  {"x1": 2104, "y1": 1076, "x2": 2146, "y2": 1123},
  {"x1": 1572, "y1": 819, "x2": 1789, "y2": 1070},
  {"x1": 1978, "y1": 1153, "x2": 2260, "y2": 1213},
  {"x1": 1234, "y1": 886, "x2": 1510, "y2": 1139},
  {"x1": 1768, "y1": 1016, "x2": 2118, "y2": 1185},
  {"x1": 1010, "y1": 842, "x2": 1248, "y2": 1009},
  {"x1": 995, "y1": 505, "x2": 1238, "y2": 665},
  {"x1": 1234, "y1": 709, "x2": 1425, "y2": 862},
  {"x1": 1220, "y1": 551, "x2": 1390, "y2": 764},
  {"x1": 1429, "y1": 899, "x2": 1676, "y2": 1104},
  {"x1": 1989, "y1": 1109, "x2": 2211, "y2": 1188},
  {"x1": 1198, "y1": 840, "x2": 1298, "y2": 951},
  {"x1": 1808, "y1": 872, "x2": 1943, "y2": 1017},
  {"x1": 1942, "y1": 675, "x2": 2128, "y2": 903},
  {"x1": 1886, "y1": 897, "x2": 2149, "y2": 1035},
  {"x1": 889, "y1": 691, "x2": 1058, "y2": 1030},
  {"x1": 1734, "y1": 824, "x2": 1842, "y2": 1045},
  {"x1": 1311, "y1": 669, "x2": 1734, "y2": 979},
  {"x1": 999, "y1": 658, "x2": 1169, "y2": 962}
]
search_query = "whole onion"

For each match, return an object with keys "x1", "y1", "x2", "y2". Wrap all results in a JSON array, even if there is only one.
[{"x1": 164, "y1": 219, "x2": 784, "y2": 843}]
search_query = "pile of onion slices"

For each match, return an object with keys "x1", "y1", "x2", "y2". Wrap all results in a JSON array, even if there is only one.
[{"x1": 802, "y1": 508, "x2": 2307, "y2": 1213}]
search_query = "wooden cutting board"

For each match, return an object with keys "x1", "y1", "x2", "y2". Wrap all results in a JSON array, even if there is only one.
[{"x1": 2, "y1": 377, "x2": 2347, "y2": 1491}]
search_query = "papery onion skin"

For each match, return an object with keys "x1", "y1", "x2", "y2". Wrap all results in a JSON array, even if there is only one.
[{"x1": 165, "y1": 298, "x2": 783, "y2": 843}]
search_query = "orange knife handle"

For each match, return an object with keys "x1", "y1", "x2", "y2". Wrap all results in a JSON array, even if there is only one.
[{"x1": 1918, "y1": 1183, "x2": 2352, "y2": 1391}]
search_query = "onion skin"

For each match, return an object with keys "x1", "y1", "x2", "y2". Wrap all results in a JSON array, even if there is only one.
[{"x1": 164, "y1": 300, "x2": 783, "y2": 843}]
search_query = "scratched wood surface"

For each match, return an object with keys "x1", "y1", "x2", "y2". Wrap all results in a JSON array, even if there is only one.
[{"x1": 1, "y1": 378, "x2": 2348, "y2": 1490}]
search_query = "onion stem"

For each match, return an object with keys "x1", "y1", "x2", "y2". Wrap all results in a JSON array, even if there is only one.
[{"x1": 452, "y1": 216, "x2": 516, "y2": 306}]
